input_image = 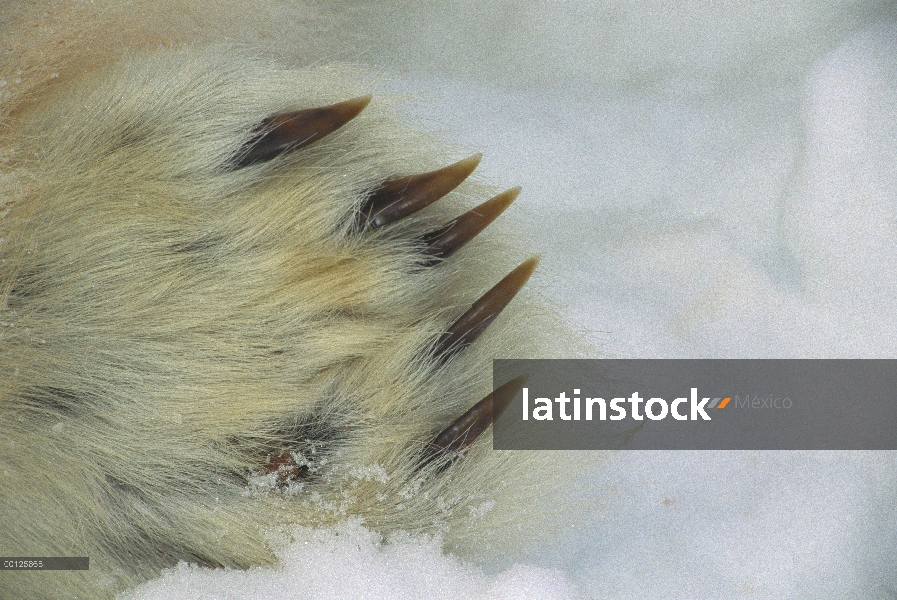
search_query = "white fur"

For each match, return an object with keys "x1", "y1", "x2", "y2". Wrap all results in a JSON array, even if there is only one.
[{"x1": 0, "y1": 11, "x2": 581, "y2": 597}]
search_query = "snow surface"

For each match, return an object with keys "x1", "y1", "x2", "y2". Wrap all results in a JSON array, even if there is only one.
[
  {"x1": 124, "y1": 2, "x2": 897, "y2": 599},
  {"x1": 120, "y1": 519, "x2": 580, "y2": 600}
]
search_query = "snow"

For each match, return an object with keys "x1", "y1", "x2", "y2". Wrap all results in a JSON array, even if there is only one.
[
  {"x1": 122, "y1": 519, "x2": 580, "y2": 600},
  {"x1": 123, "y1": 3, "x2": 897, "y2": 599}
]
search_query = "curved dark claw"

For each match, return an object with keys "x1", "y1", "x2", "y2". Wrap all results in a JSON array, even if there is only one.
[
  {"x1": 433, "y1": 257, "x2": 538, "y2": 359},
  {"x1": 419, "y1": 376, "x2": 526, "y2": 471},
  {"x1": 432, "y1": 376, "x2": 526, "y2": 453},
  {"x1": 233, "y1": 96, "x2": 371, "y2": 168},
  {"x1": 421, "y1": 187, "x2": 520, "y2": 264},
  {"x1": 359, "y1": 154, "x2": 482, "y2": 228}
]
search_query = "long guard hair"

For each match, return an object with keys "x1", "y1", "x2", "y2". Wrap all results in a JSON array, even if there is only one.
[{"x1": 0, "y1": 4, "x2": 578, "y2": 598}]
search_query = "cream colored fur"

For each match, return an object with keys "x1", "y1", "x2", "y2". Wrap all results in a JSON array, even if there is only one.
[{"x1": 0, "y1": 3, "x2": 578, "y2": 599}]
